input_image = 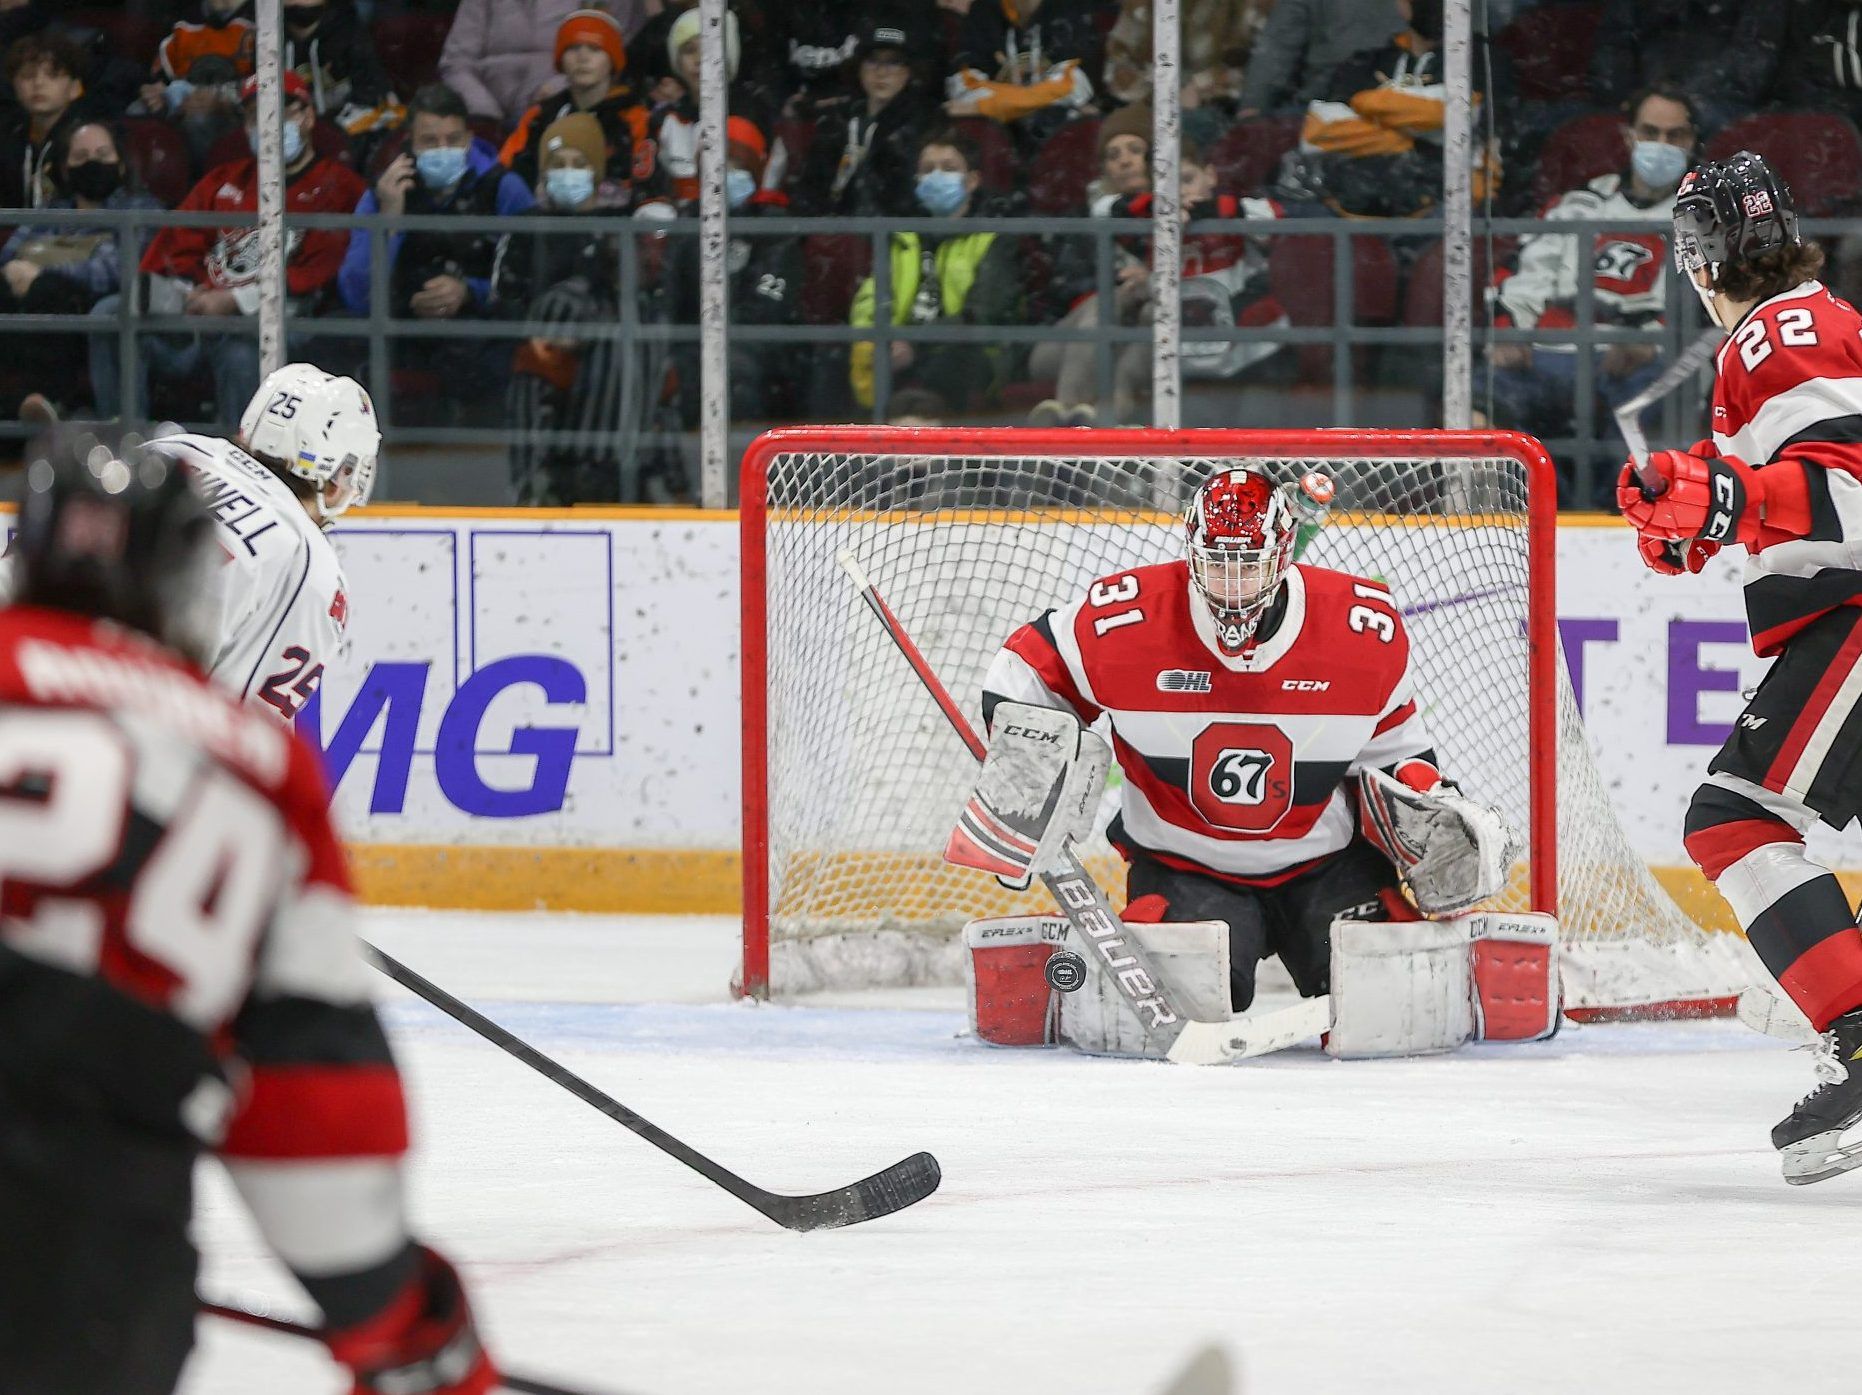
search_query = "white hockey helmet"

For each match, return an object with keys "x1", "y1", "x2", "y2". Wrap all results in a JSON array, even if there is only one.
[{"x1": 240, "y1": 364, "x2": 381, "y2": 520}]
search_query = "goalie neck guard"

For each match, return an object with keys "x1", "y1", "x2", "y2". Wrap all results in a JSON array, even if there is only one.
[{"x1": 1184, "y1": 468, "x2": 1298, "y2": 655}]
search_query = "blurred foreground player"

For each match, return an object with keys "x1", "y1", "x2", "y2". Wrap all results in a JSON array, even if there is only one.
[
  {"x1": 1618, "y1": 151, "x2": 1862, "y2": 1184},
  {"x1": 0, "y1": 438, "x2": 495, "y2": 1393},
  {"x1": 955, "y1": 468, "x2": 1542, "y2": 1057}
]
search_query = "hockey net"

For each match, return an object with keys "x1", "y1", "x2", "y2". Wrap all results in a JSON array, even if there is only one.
[{"x1": 740, "y1": 427, "x2": 1756, "y2": 1016}]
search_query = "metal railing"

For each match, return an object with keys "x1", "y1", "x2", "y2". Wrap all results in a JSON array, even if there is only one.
[{"x1": 0, "y1": 203, "x2": 1807, "y2": 506}]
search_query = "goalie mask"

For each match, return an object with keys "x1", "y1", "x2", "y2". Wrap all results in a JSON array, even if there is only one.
[
  {"x1": 1672, "y1": 150, "x2": 1798, "y2": 329},
  {"x1": 1184, "y1": 468, "x2": 1298, "y2": 654}
]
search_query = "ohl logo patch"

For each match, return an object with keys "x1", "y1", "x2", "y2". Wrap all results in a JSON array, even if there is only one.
[{"x1": 1157, "y1": 669, "x2": 1212, "y2": 693}]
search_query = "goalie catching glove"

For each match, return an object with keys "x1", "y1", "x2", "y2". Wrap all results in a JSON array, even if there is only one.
[
  {"x1": 1358, "y1": 762, "x2": 1522, "y2": 915},
  {"x1": 945, "y1": 701, "x2": 1110, "y2": 890}
]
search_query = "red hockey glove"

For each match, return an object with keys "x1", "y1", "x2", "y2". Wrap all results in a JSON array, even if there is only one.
[
  {"x1": 1616, "y1": 450, "x2": 1764, "y2": 545},
  {"x1": 325, "y1": 1247, "x2": 498, "y2": 1395},
  {"x1": 1634, "y1": 534, "x2": 1720, "y2": 576}
]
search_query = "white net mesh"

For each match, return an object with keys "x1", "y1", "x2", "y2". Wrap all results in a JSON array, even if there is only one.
[{"x1": 746, "y1": 435, "x2": 1757, "y2": 1013}]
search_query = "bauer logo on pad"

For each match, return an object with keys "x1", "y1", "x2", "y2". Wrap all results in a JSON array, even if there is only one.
[{"x1": 1158, "y1": 670, "x2": 1212, "y2": 693}]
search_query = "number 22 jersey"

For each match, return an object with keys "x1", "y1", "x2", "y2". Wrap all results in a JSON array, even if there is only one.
[{"x1": 982, "y1": 560, "x2": 1436, "y2": 884}]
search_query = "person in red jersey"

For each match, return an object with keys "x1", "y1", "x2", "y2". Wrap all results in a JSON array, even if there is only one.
[
  {"x1": 0, "y1": 437, "x2": 496, "y2": 1395},
  {"x1": 1618, "y1": 150, "x2": 1862, "y2": 1186},
  {"x1": 976, "y1": 467, "x2": 1516, "y2": 1016}
]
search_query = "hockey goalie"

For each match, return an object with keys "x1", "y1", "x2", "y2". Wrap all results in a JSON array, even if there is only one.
[{"x1": 949, "y1": 467, "x2": 1555, "y2": 1060}]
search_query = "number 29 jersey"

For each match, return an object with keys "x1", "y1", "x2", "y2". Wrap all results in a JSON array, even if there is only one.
[{"x1": 982, "y1": 560, "x2": 1436, "y2": 885}]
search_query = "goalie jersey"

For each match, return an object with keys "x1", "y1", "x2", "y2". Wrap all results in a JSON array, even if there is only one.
[
  {"x1": 151, "y1": 432, "x2": 350, "y2": 720},
  {"x1": 1706, "y1": 280, "x2": 1862, "y2": 656},
  {"x1": 982, "y1": 560, "x2": 1436, "y2": 884}
]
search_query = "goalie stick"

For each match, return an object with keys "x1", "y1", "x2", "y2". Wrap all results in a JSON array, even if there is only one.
[
  {"x1": 200, "y1": 1298, "x2": 622, "y2": 1395},
  {"x1": 364, "y1": 945, "x2": 940, "y2": 1231},
  {"x1": 837, "y1": 550, "x2": 1324, "y2": 1066}
]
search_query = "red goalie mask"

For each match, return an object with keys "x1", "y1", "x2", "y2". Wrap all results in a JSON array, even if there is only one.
[{"x1": 1184, "y1": 468, "x2": 1298, "y2": 653}]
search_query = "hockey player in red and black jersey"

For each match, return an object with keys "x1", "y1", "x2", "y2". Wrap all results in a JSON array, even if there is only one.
[
  {"x1": 1618, "y1": 150, "x2": 1862, "y2": 1185},
  {"x1": 970, "y1": 467, "x2": 1519, "y2": 1021},
  {"x1": 0, "y1": 440, "x2": 496, "y2": 1393}
]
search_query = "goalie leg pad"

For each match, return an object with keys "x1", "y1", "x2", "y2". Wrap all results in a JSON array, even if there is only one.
[
  {"x1": 963, "y1": 917, "x2": 1066, "y2": 1046},
  {"x1": 1467, "y1": 912, "x2": 1560, "y2": 1042},
  {"x1": 1059, "y1": 921, "x2": 1231, "y2": 1057},
  {"x1": 1327, "y1": 919, "x2": 1475, "y2": 1058}
]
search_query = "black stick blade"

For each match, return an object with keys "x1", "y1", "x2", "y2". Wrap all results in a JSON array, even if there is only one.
[{"x1": 757, "y1": 1150, "x2": 942, "y2": 1232}]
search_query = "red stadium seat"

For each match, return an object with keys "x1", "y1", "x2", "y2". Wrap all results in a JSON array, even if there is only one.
[
  {"x1": 1530, "y1": 112, "x2": 1626, "y2": 210},
  {"x1": 121, "y1": 118, "x2": 195, "y2": 209},
  {"x1": 951, "y1": 117, "x2": 1018, "y2": 191},
  {"x1": 775, "y1": 118, "x2": 817, "y2": 182},
  {"x1": 1029, "y1": 117, "x2": 1102, "y2": 215},
  {"x1": 1208, "y1": 115, "x2": 1302, "y2": 198},
  {"x1": 1268, "y1": 233, "x2": 1399, "y2": 382},
  {"x1": 1495, "y1": 3, "x2": 1601, "y2": 101},
  {"x1": 1707, "y1": 112, "x2": 1862, "y2": 216},
  {"x1": 1403, "y1": 236, "x2": 1514, "y2": 326},
  {"x1": 799, "y1": 233, "x2": 873, "y2": 326},
  {"x1": 68, "y1": 8, "x2": 166, "y2": 71},
  {"x1": 371, "y1": 14, "x2": 451, "y2": 100}
]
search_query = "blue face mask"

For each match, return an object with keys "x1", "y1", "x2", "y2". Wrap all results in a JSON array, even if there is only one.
[
  {"x1": 725, "y1": 167, "x2": 756, "y2": 211},
  {"x1": 280, "y1": 119, "x2": 305, "y2": 164},
  {"x1": 1632, "y1": 139, "x2": 1688, "y2": 190},
  {"x1": 546, "y1": 166, "x2": 595, "y2": 208},
  {"x1": 915, "y1": 169, "x2": 968, "y2": 216},
  {"x1": 416, "y1": 145, "x2": 469, "y2": 191}
]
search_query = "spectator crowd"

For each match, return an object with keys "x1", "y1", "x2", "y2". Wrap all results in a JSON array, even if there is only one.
[{"x1": 1, "y1": 0, "x2": 1859, "y2": 505}]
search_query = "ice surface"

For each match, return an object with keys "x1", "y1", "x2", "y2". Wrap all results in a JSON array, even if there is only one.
[{"x1": 182, "y1": 911, "x2": 1845, "y2": 1395}]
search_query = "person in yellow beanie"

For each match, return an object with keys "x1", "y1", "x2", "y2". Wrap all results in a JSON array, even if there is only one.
[{"x1": 499, "y1": 7, "x2": 662, "y2": 210}]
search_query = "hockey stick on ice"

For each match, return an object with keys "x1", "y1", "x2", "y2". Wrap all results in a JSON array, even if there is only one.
[
  {"x1": 837, "y1": 550, "x2": 1324, "y2": 1066},
  {"x1": 199, "y1": 1297, "x2": 624, "y2": 1395},
  {"x1": 363, "y1": 945, "x2": 941, "y2": 1231},
  {"x1": 1614, "y1": 327, "x2": 1722, "y2": 491}
]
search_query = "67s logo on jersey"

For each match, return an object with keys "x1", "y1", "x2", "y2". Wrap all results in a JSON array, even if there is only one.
[{"x1": 1189, "y1": 722, "x2": 1294, "y2": 831}]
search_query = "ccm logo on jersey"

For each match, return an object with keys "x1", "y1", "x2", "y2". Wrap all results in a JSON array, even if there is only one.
[
  {"x1": 1282, "y1": 679, "x2": 1330, "y2": 692},
  {"x1": 1157, "y1": 670, "x2": 1212, "y2": 692}
]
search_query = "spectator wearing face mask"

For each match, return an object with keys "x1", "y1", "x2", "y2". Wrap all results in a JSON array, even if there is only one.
[
  {"x1": 846, "y1": 127, "x2": 1024, "y2": 413},
  {"x1": 665, "y1": 114, "x2": 801, "y2": 425},
  {"x1": 89, "y1": 70, "x2": 365, "y2": 421},
  {"x1": 502, "y1": 8, "x2": 660, "y2": 211},
  {"x1": 651, "y1": 6, "x2": 783, "y2": 206},
  {"x1": 279, "y1": 0, "x2": 404, "y2": 155},
  {"x1": 0, "y1": 118, "x2": 160, "y2": 420},
  {"x1": 1485, "y1": 83, "x2": 1699, "y2": 507},
  {"x1": 0, "y1": 32, "x2": 95, "y2": 210},
  {"x1": 789, "y1": 19, "x2": 938, "y2": 217},
  {"x1": 493, "y1": 113, "x2": 640, "y2": 503},
  {"x1": 136, "y1": 3, "x2": 254, "y2": 168},
  {"x1": 338, "y1": 82, "x2": 533, "y2": 421}
]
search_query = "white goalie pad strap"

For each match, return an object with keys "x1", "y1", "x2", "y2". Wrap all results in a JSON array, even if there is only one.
[
  {"x1": 1357, "y1": 768, "x2": 1522, "y2": 916},
  {"x1": 963, "y1": 917, "x2": 1066, "y2": 1047},
  {"x1": 1327, "y1": 914, "x2": 1561, "y2": 1057},
  {"x1": 1327, "y1": 919, "x2": 1475, "y2": 1058},
  {"x1": 1059, "y1": 920, "x2": 1230, "y2": 1057},
  {"x1": 945, "y1": 701, "x2": 1109, "y2": 890}
]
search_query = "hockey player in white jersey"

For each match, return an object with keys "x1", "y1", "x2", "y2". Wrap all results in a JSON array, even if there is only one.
[{"x1": 153, "y1": 362, "x2": 379, "y2": 720}]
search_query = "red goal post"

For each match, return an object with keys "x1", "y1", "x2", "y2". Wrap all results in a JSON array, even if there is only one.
[{"x1": 739, "y1": 426, "x2": 1743, "y2": 1016}]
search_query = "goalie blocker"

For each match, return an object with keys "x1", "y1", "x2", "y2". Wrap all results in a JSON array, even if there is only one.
[{"x1": 965, "y1": 912, "x2": 1559, "y2": 1058}]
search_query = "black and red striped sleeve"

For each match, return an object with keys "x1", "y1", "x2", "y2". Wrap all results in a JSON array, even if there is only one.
[{"x1": 981, "y1": 603, "x2": 1103, "y2": 731}]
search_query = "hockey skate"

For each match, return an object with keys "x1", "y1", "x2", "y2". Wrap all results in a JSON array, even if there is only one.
[{"x1": 1773, "y1": 1008, "x2": 1862, "y2": 1185}]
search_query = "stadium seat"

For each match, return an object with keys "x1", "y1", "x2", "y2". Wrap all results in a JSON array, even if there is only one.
[
  {"x1": 1209, "y1": 115, "x2": 1302, "y2": 198},
  {"x1": 1268, "y1": 233, "x2": 1399, "y2": 383},
  {"x1": 1029, "y1": 118, "x2": 1102, "y2": 215},
  {"x1": 1530, "y1": 112, "x2": 1626, "y2": 210},
  {"x1": 372, "y1": 14, "x2": 451, "y2": 99},
  {"x1": 951, "y1": 118, "x2": 1018, "y2": 192},
  {"x1": 67, "y1": 8, "x2": 165, "y2": 71},
  {"x1": 1495, "y1": 3, "x2": 1601, "y2": 101},
  {"x1": 775, "y1": 118, "x2": 817, "y2": 181},
  {"x1": 122, "y1": 118, "x2": 195, "y2": 209},
  {"x1": 799, "y1": 233, "x2": 873, "y2": 326},
  {"x1": 1402, "y1": 236, "x2": 1513, "y2": 327},
  {"x1": 1707, "y1": 112, "x2": 1862, "y2": 217}
]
